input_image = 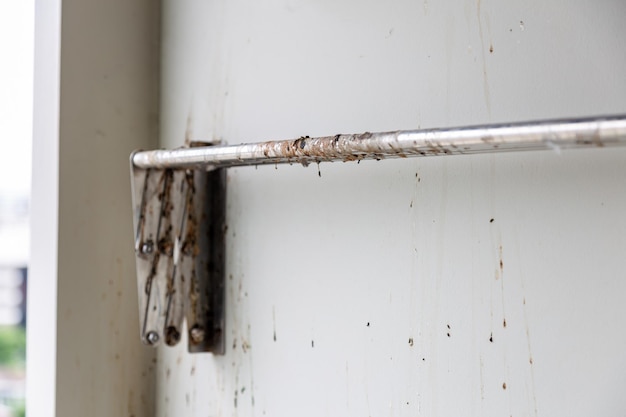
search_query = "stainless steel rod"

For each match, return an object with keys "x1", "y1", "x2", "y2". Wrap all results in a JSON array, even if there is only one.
[{"x1": 132, "y1": 115, "x2": 626, "y2": 170}]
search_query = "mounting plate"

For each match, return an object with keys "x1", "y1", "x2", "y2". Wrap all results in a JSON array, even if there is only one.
[{"x1": 130, "y1": 145, "x2": 226, "y2": 353}]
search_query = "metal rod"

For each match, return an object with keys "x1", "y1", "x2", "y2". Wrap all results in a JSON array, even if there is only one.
[{"x1": 133, "y1": 115, "x2": 626, "y2": 170}]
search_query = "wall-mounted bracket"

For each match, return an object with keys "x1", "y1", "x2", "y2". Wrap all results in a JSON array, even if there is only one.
[{"x1": 130, "y1": 143, "x2": 226, "y2": 353}]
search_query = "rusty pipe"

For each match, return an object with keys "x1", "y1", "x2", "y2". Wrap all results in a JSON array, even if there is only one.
[{"x1": 132, "y1": 115, "x2": 626, "y2": 170}]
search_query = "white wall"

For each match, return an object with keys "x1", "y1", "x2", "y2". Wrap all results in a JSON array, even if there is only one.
[
  {"x1": 155, "y1": 1, "x2": 626, "y2": 416},
  {"x1": 29, "y1": 1, "x2": 160, "y2": 416}
]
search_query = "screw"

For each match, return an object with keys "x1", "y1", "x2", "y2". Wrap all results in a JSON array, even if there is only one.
[
  {"x1": 141, "y1": 240, "x2": 154, "y2": 254},
  {"x1": 145, "y1": 331, "x2": 159, "y2": 345},
  {"x1": 181, "y1": 241, "x2": 194, "y2": 256},
  {"x1": 165, "y1": 326, "x2": 181, "y2": 346},
  {"x1": 189, "y1": 326, "x2": 205, "y2": 344}
]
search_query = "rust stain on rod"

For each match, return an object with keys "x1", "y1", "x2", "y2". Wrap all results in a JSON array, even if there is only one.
[{"x1": 133, "y1": 115, "x2": 626, "y2": 170}]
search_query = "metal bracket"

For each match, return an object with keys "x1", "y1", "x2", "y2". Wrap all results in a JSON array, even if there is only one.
[{"x1": 130, "y1": 143, "x2": 226, "y2": 353}]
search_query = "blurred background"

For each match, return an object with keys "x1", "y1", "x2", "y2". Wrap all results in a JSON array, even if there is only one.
[{"x1": 0, "y1": 0, "x2": 34, "y2": 416}]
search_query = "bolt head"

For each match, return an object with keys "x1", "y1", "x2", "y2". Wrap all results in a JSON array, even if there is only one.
[
  {"x1": 141, "y1": 241, "x2": 154, "y2": 254},
  {"x1": 165, "y1": 326, "x2": 181, "y2": 346},
  {"x1": 189, "y1": 326, "x2": 205, "y2": 344},
  {"x1": 145, "y1": 331, "x2": 159, "y2": 345}
]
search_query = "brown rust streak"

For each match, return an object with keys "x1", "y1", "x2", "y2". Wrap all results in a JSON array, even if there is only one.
[
  {"x1": 189, "y1": 266, "x2": 198, "y2": 330},
  {"x1": 159, "y1": 170, "x2": 176, "y2": 298},
  {"x1": 575, "y1": 131, "x2": 604, "y2": 148},
  {"x1": 181, "y1": 171, "x2": 199, "y2": 257},
  {"x1": 182, "y1": 170, "x2": 202, "y2": 342},
  {"x1": 255, "y1": 131, "x2": 418, "y2": 165},
  {"x1": 592, "y1": 131, "x2": 605, "y2": 147},
  {"x1": 259, "y1": 133, "x2": 380, "y2": 162}
]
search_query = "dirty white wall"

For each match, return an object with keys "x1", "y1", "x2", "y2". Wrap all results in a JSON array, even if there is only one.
[
  {"x1": 158, "y1": 1, "x2": 626, "y2": 416},
  {"x1": 29, "y1": 1, "x2": 159, "y2": 416}
]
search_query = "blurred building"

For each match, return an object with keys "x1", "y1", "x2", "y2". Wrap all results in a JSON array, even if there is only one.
[{"x1": 0, "y1": 196, "x2": 28, "y2": 327}]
